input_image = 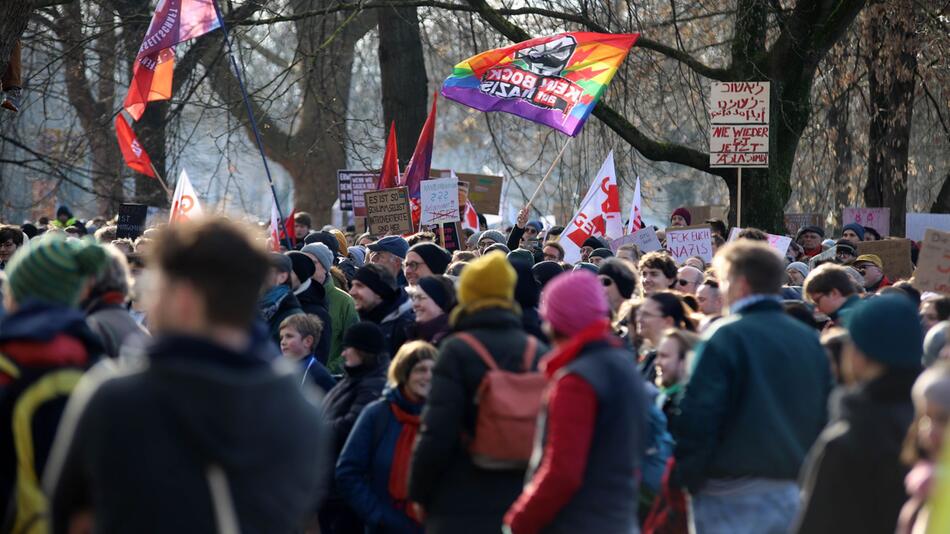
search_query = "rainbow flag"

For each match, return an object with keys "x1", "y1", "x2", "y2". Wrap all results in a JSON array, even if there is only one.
[{"x1": 441, "y1": 32, "x2": 638, "y2": 136}]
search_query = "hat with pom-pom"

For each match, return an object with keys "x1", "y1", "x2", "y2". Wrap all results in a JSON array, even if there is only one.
[{"x1": 5, "y1": 233, "x2": 108, "y2": 307}]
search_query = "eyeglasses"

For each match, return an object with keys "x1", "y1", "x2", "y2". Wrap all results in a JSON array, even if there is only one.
[
  {"x1": 405, "y1": 261, "x2": 424, "y2": 270},
  {"x1": 410, "y1": 293, "x2": 430, "y2": 303}
]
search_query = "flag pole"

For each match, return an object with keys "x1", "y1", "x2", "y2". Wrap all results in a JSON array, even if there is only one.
[
  {"x1": 148, "y1": 162, "x2": 174, "y2": 201},
  {"x1": 526, "y1": 137, "x2": 572, "y2": 209},
  {"x1": 211, "y1": 0, "x2": 293, "y2": 250}
]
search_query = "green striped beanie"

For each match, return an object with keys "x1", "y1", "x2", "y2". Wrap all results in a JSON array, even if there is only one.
[{"x1": 5, "y1": 233, "x2": 108, "y2": 307}]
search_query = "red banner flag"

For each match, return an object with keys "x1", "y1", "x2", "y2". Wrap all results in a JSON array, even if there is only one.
[
  {"x1": 378, "y1": 122, "x2": 399, "y2": 190},
  {"x1": 400, "y1": 93, "x2": 437, "y2": 199},
  {"x1": 115, "y1": 114, "x2": 156, "y2": 177}
]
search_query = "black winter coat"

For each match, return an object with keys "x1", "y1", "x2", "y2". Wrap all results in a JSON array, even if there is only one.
[
  {"x1": 322, "y1": 359, "x2": 387, "y2": 456},
  {"x1": 408, "y1": 308, "x2": 547, "y2": 534},
  {"x1": 295, "y1": 280, "x2": 333, "y2": 364},
  {"x1": 794, "y1": 368, "x2": 918, "y2": 534}
]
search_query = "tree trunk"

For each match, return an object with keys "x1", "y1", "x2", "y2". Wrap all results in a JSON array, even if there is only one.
[
  {"x1": 863, "y1": 1, "x2": 917, "y2": 237},
  {"x1": 134, "y1": 103, "x2": 170, "y2": 207},
  {"x1": 931, "y1": 174, "x2": 950, "y2": 213},
  {"x1": 378, "y1": 6, "x2": 429, "y2": 166},
  {"x1": 828, "y1": 87, "x2": 854, "y2": 226}
]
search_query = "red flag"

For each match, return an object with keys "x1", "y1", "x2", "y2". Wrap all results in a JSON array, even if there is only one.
[
  {"x1": 282, "y1": 208, "x2": 296, "y2": 247},
  {"x1": 115, "y1": 114, "x2": 156, "y2": 177},
  {"x1": 377, "y1": 122, "x2": 399, "y2": 189},
  {"x1": 400, "y1": 92, "x2": 437, "y2": 199},
  {"x1": 462, "y1": 200, "x2": 479, "y2": 232},
  {"x1": 124, "y1": 49, "x2": 175, "y2": 121}
]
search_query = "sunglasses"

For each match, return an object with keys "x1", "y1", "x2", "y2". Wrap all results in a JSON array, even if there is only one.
[{"x1": 677, "y1": 279, "x2": 692, "y2": 287}]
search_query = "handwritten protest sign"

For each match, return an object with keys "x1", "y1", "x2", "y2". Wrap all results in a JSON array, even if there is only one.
[
  {"x1": 364, "y1": 187, "x2": 413, "y2": 236},
  {"x1": 726, "y1": 227, "x2": 792, "y2": 257},
  {"x1": 429, "y1": 222, "x2": 463, "y2": 252},
  {"x1": 666, "y1": 225, "x2": 713, "y2": 264},
  {"x1": 420, "y1": 177, "x2": 460, "y2": 226},
  {"x1": 914, "y1": 229, "x2": 950, "y2": 294},
  {"x1": 116, "y1": 203, "x2": 148, "y2": 240},
  {"x1": 709, "y1": 81, "x2": 770, "y2": 168},
  {"x1": 842, "y1": 207, "x2": 890, "y2": 237},
  {"x1": 611, "y1": 226, "x2": 662, "y2": 254},
  {"x1": 784, "y1": 213, "x2": 822, "y2": 236},
  {"x1": 906, "y1": 213, "x2": 950, "y2": 241},
  {"x1": 433, "y1": 169, "x2": 504, "y2": 214},
  {"x1": 857, "y1": 239, "x2": 913, "y2": 281},
  {"x1": 338, "y1": 170, "x2": 379, "y2": 216}
]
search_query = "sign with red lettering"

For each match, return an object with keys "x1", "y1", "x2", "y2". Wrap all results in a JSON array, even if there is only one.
[
  {"x1": 842, "y1": 207, "x2": 890, "y2": 237},
  {"x1": 913, "y1": 229, "x2": 950, "y2": 294},
  {"x1": 665, "y1": 225, "x2": 713, "y2": 264},
  {"x1": 709, "y1": 82, "x2": 770, "y2": 168}
]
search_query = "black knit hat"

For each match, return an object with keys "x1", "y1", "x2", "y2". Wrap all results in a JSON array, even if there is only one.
[
  {"x1": 532, "y1": 260, "x2": 565, "y2": 288},
  {"x1": 582, "y1": 236, "x2": 604, "y2": 249},
  {"x1": 409, "y1": 243, "x2": 452, "y2": 274},
  {"x1": 353, "y1": 263, "x2": 397, "y2": 300},
  {"x1": 304, "y1": 231, "x2": 339, "y2": 256},
  {"x1": 796, "y1": 225, "x2": 825, "y2": 240},
  {"x1": 286, "y1": 251, "x2": 316, "y2": 283},
  {"x1": 589, "y1": 248, "x2": 614, "y2": 260},
  {"x1": 835, "y1": 239, "x2": 857, "y2": 257},
  {"x1": 417, "y1": 275, "x2": 456, "y2": 313},
  {"x1": 599, "y1": 258, "x2": 636, "y2": 299},
  {"x1": 343, "y1": 321, "x2": 386, "y2": 354}
]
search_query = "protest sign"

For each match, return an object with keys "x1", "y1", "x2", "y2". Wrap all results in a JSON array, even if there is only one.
[
  {"x1": 808, "y1": 246, "x2": 838, "y2": 270},
  {"x1": 726, "y1": 227, "x2": 792, "y2": 256},
  {"x1": 842, "y1": 207, "x2": 890, "y2": 237},
  {"x1": 857, "y1": 239, "x2": 913, "y2": 281},
  {"x1": 683, "y1": 205, "x2": 729, "y2": 224},
  {"x1": 914, "y1": 229, "x2": 950, "y2": 294},
  {"x1": 364, "y1": 187, "x2": 413, "y2": 236},
  {"x1": 784, "y1": 213, "x2": 822, "y2": 236},
  {"x1": 429, "y1": 221, "x2": 464, "y2": 252},
  {"x1": 337, "y1": 170, "x2": 378, "y2": 216},
  {"x1": 665, "y1": 225, "x2": 713, "y2": 264},
  {"x1": 709, "y1": 81, "x2": 770, "y2": 168},
  {"x1": 611, "y1": 226, "x2": 662, "y2": 254},
  {"x1": 433, "y1": 170, "x2": 504, "y2": 215},
  {"x1": 116, "y1": 203, "x2": 148, "y2": 240},
  {"x1": 906, "y1": 213, "x2": 950, "y2": 241},
  {"x1": 420, "y1": 177, "x2": 460, "y2": 226}
]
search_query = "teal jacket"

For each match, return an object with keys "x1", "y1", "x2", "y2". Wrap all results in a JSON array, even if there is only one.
[
  {"x1": 671, "y1": 299, "x2": 832, "y2": 492},
  {"x1": 325, "y1": 276, "x2": 359, "y2": 374},
  {"x1": 829, "y1": 294, "x2": 861, "y2": 325}
]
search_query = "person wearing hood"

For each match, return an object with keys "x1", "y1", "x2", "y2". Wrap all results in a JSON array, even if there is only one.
[
  {"x1": 50, "y1": 205, "x2": 78, "y2": 230},
  {"x1": 841, "y1": 223, "x2": 866, "y2": 243},
  {"x1": 405, "y1": 243, "x2": 451, "y2": 286},
  {"x1": 336, "y1": 341, "x2": 436, "y2": 534},
  {"x1": 0, "y1": 234, "x2": 107, "y2": 530},
  {"x1": 260, "y1": 253, "x2": 305, "y2": 346},
  {"x1": 407, "y1": 275, "x2": 456, "y2": 345},
  {"x1": 503, "y1": 271, "x2": 648, "y2": 534},
  {"x1": 795, "y1": 295, "x2": 923, "y2": 534},
  {"x1": 303, "y1": 242, "x2": 359, "y2": 373},
  {"x1": 511, "y1": 258, "x2": 546, "y2": 341},
  {"x1": 82, "y1": 245, "x2": 150, "y2": 359},
  {"x1": 350, "y1": 264, "x2": 414, "y2": 356},
  {"x1": 45, "y1": 219, "x2": 329, "y2": 534},
  {"x1": 286, "y1": 251, "x2": 332, "y2": 364},
  {"x1": 796, "y1": 225, "x2": 826, "y2": 259},
  {"x1": 409, "y1": 252, "x2": 546, "y2": 534},
  {"x1": 670, "y1": 207, "x2": 692, "y2": 227}
]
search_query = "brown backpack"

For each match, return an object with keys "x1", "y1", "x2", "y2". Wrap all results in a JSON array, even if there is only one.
[{"x1": 454, "y1": 332, "x2": 545, "y2": 470}]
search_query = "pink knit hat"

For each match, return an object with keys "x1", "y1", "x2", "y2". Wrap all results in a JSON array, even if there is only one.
[{"x1": 540, "y1": 271, "x2": 609, "y2": 337}]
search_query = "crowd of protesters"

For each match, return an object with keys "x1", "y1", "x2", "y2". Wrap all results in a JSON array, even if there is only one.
[{"x1": 0, "y1": 202, "x2": 948, "y2": 534}]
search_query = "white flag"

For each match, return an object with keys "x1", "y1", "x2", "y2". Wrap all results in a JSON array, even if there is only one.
[
  {"x1": 559, "y1": 152, "x2": 623, "y2": 264},
  {"x1": 626, "y1": 176, "x2": 645, "y2": 234},
  {"x1": 169, "y1": 168, "x2": 204, "y2": 224}
]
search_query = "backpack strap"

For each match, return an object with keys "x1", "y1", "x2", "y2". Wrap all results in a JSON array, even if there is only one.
[
  {"x1": 454, "y1": 333, "x2": 499, "y2": 370},
  {"x1": 521, "y1": 336, "x2": 538, "y2": 372}
]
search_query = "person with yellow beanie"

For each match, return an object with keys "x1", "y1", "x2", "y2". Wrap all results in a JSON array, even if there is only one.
[{"x1": 409, "y1": 251, "x2": 547, "y2": 534}]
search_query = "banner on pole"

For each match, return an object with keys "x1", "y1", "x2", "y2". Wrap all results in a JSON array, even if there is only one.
[
  {"x1": 169, "y1": 168, "x2": 204, "y2": 223},
  {"x1": 709, "y1": 82, "x2": 770, "y2": 168},
  {"x1": 559, "y1": 152, "x2": 623, "y2": 263},
  {"x1": 365, "y1": 187, "x2": 413, "y2": 236},
  {"x1": 420, "y1": 177, "x2": 461, "y2": 225},
  {"x1": 666, "y1": 225, "x2": 713, "y2": 264},
  {"x1": 914, "y1": 229, "x2": 950, "y2": 294},
  {"x1": 842, "y1": 207, "x2": 890, "y2": 237}
]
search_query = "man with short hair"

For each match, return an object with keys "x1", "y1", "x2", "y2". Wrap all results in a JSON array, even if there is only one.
[
  {"x1": 639, "y1": 252, "x2": 678, "y2": 296},
  {"x1": 294, "y1": 212, "x2": 312, "y2": 243},
  {"x1": 367, "y1": 235, "x2": 409, "y2": 286},
  {"x1": 302, "y1": 242, "x2": 358, "y2": 373},
  {"x1": 671, "y1": 241, "x2": 831, "y2": 532},
  {"x1": 696, "y1": 278, "x2": 723, "y2": 316},
  {"x1": 852, "y1": 254, "x2": 891, "y2": 292},
  {"x1": 349, "y1": 263, "x2": 414, "y2": 356},
  {"x1": 803, "y1": 264, "x2": 861, "y2": 324},
  {"x1": 260, "y1": 253, "x2": 304, "y2": 345},
  {"x1": 45, "y1": 218, "x2": 329, "y2": 533},
  {"x1": 0, "y1": 225, "x2": 24, "y2": 270},
  {"x1": 676, "y1": 265, "x2": 704, "y2": 295},
  {"x1": 542, "y1": 242, "x2": 564, "y2": 262}
]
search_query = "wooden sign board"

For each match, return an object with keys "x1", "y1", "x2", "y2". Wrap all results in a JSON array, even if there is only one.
[
  {"x1": 857, "y1": 239, "x2": 913, "y2": 281},
  {"x1": 914, "y1": 229, "x2": 950, "y2": 294},
  {"x1": 665, "y1": 225, "x2": 713, "y2": 264},
  {"x1": 364, "y1": 187, "x2": 413, "y2": 236},
  {"x1": 708, "y1": 81, "x2": 770, "y2": 168}
]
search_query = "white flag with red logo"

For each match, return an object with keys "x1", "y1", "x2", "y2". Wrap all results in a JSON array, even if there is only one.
[
  {"x1": 560, "y1": 152, "x2": 622, "y2": 264},
  {"x1": 626, "y1": 176, "x2": 644, "y2": 234},
  {"x1": 169, "y1": 168, "x2": 204, "y2": 224},
  {"x1": 462, "y1": 200, "x2": 479, "y2": 232}
]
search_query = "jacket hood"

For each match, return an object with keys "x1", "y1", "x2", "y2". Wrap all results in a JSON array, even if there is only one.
[{"x1": 0, "y1": 299, "x2": 103, "y2": 360}]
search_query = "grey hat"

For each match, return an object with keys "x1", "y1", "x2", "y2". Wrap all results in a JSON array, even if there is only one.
[
  {"x1": 269, "y1": 252, "x2": 292, "y2": 273},
  {"x1": 478, "y1": 230, "x2": 506, "y2": 245},
  {"x1": 924, "y1": 321, "x2": 950, "y2": 367},
  {"x1": 301, "y1": 242, "x2": 333, "y2": 273},
  {"x1": 787, "y1": 262, "x2": 810, "y2": 280}
]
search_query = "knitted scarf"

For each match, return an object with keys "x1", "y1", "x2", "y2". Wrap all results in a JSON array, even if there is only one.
[
  {"x1": 388, "y1": 391, "x2": 422, "y2": 523},
  {"x1": 259, "y1": 284, "x2": 291, "y2": 322},
  {"x1": 541, "y1": 318, "x2": 616, "y2": 379}
]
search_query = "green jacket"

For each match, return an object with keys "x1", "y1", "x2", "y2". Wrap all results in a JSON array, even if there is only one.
[{"x1": 324, "y1": 276, "x2": 358, "y2": 374}]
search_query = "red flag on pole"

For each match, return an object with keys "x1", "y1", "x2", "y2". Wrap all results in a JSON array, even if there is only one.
[
  {"x1": 115, "y1": 114, "x2": 156, "y2": 177},
  {"x1": 377, "y1": 122, "x2": 400, "y2": 190},
  {"x1": 400, "y1": 92, "x2": 438, "y2": 199}
]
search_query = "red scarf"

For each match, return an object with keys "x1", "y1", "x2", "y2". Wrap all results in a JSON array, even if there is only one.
[
  {"x1": 388, "y1": 392, "x2": 423, "y2": 522},
  {"x1": 541, "y1": 319, "x2": 616, "y2": 379}
]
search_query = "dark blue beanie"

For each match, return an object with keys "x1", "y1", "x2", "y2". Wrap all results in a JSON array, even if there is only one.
[{"x1": 845, "y1": 294, "x2": 923, "y2": 368}]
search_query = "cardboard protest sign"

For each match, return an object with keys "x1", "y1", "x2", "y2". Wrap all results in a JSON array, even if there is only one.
[
  {"x1": 727, "y1": 227, "x2": 791, "y2": 256},
  {"x1": 665, "y1": 225, "x2": 713, "y2": 264},
  {"x1": 433, "y1": 169, "x2": 504, "y2": 215},
  {"x1": 914, "y1": 229, "x2": 950, "y2": 294},
  {"x1": 420, "y1": 177, "x2": 460, "y2": 226},
  {"x1": 337, "y1": 170, "x2": 378, "y2": 215},
  {"x1": 611, "y1": 226, "x2": 662, "y2": 254},
  {"x1": 709, "y1": 81, "x2": 770, "y2": 168},
  {"x1": 116, "y1": 203, "x2": 148, "y2": 240},
  {"x1": 364, "y1": 187, "x2": 413, "y2": 236},
  {"x1": 683, "y1": 205, "x2": 728, "y2": 224},
  {"x1": 857, "y1": 239, "x2": 913, "y2": 281},
  {"x1": 808, "y1": 246, "x2": 838, "y2": 270},
  {"x1": 784, "y1": 213, "x2": 822, "y2": 236},
  {"x1": 842, "y1": 207, "x2": 890, "y2": 237},
  {"x1": 906, "y1": 213, "x2": 950, "y2": 241}
]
